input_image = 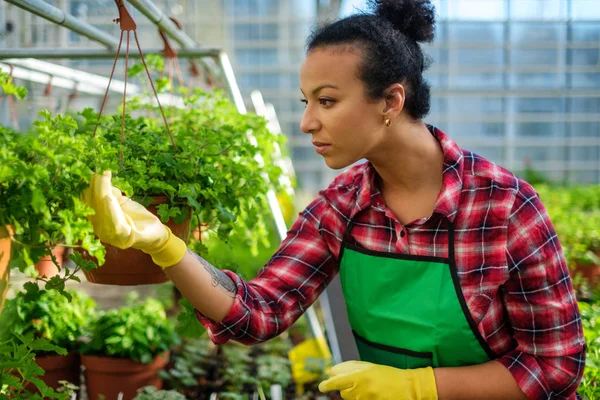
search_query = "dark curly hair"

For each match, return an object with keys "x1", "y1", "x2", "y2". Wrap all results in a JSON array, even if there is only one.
[{"x1": 307, "y1": 0, "x2": 436, "y2": 120}]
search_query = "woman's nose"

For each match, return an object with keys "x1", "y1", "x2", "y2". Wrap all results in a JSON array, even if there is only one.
[{"x1": 300, "y1": 107, "x2": 320, "y2": 134}]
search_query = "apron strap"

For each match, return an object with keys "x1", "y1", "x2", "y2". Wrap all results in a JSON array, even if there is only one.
[{"x1": 447, "y1": 221, "x2": 455, "y2": 262}]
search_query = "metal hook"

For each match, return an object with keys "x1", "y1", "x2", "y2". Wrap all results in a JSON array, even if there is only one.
[
  {"x1": 44, "y1": 75, "x2": 53, "y2": 97},
  {"x1": 159, "y1": 17, "x2": 182, "y2": 59},
  {"x1": 113, "y1": 0, "x2": 137, "y2": 31}
]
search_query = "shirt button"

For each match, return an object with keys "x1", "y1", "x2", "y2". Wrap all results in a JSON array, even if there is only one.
[{"x1": 400, "y1": 230, "x2": 405, "y2": 238}]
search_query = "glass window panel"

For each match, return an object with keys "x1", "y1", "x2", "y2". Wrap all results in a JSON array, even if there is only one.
[
  {"x1": 569, "y1": 49, "x2": 600, "y2": 66},
  {"x1": 568, "y1": 122, "x2": 600, "y2": 137},
  {"x1": 447, "y1": 122, "x2": 505, "y2": 138},
  {"x1": 516, "y1": 98, "x2": 565, "y2": 113},
  {"x1": 571, "y1": 73, "x2": 600, "y2": 88},
  {"x1": 448, "y1": 0, "x2": 506, "y2": 20},
  {"x1": 260, "y1": 24, "x2": 279, "y2": 40},
  {"x1": 466, "y1": 147, "x2": 505, "y2": 164},
  {"x1": 434, "y1": 21, "x2": 447, "y2": 42},
  {"x1": 234, "y1": 24, "x2": 258, "y2": 40},
  {"x1": 569, "y1": 171, "x2": 599, "y2": 183},
  {"x1": 290, "y1": 22, "x2": 312, "y2": 40},
  {"x1": 515, "y1": 147, "x2": 564, "y2": 162},
  {"x1": 454, "y1": 49, "x2": 504, "y2": 66},
  {"x1": 293, "y1": 147, "x2": 320, "y2": 162},
  {"x1": 292, "y1": 0, "x2": 317, "y2": 18},
  {"x1": 511, "y1": 24, "x2": 564, "y2": 43},
  {"x1": 511, "y1": 49, "x2": 558, "y2": 65},
  {"x1": 511, "y1": 73, "x2": 565, "y2": 88},
  {"x1": 448, "y1": 97, "x2": 505, "y2": 114},
  {"x1": 572, "y1": 0, "x2": 600, "y2": 20},
  {"x1": 288, "y1": 122, "x2": 304, "y2": 137},
  {"x1": 448, "y1": 23, "x2": 504, "y2": 42},
  {"x1": 510, "y1": 0, "x2": 566, "y2": 20},
  {"x1": 450, "y1": 74, "x2": 504, "y2": 89},
  {"x1": 516, "y1": 122, "x2": 565, "y2": 137},
  {"x1": 424, "y1": 47, "x2": 448, "y2": 66},
  {"x1": 429, "y1": 97, "x2": 448, "y2": 115},
  {"x1": 569, "y1": 146, "x2": 599, "y2": 162},
  {"x1": 297, "y1": 171, "x2": 323, "y2": 192},
  {"x1": 571, "y1": 23, "x2": 600, "y2": 42},
  {"x1": 260, "y1": 73, "x2": 281, "y2": 88}
]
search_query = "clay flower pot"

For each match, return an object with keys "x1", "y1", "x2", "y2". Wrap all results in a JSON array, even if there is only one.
[
  {"x1": 0, "y1": 226, "x2": 13, "y2": 316},
  {"x1": 79, "y1": 197, "x2": 191, "y2": 286},
  {"x1": 81, "y1": 352, "x2": 169, "y2": 400},
  {"x1": 27, "y1": 353, "x2": 81, "y2": 392},
  {"x1": 35, "y1": 246, "x2": 65, "y2": 279}
]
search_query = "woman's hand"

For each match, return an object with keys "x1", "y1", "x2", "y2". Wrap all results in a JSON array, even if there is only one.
[
  {"x1": 82, "y1": 171, "x2": 186, "y2": 268},
  {"x1": 319, "y1": 360, "x2": 437, "y2": 400}
]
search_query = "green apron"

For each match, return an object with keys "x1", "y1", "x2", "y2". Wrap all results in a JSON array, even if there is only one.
[{"x1": 339, "y1": 218, "x2": 496, "y2": 369}]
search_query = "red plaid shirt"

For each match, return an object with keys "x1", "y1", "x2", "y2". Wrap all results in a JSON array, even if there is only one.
[{"x1": 197, "y1": 126, "x2": 585, "y2": 399}]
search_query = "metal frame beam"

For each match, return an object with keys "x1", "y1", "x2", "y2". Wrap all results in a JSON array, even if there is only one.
[
  {"x1": 126, "y1": 0, "x2": 196, "y2": 48},
  {"x1": 4, "y1": 0, "x2": 118, "y2": 48},
  {"x1": 0, "y1": 47, "x2": 221, "y2": 60}
]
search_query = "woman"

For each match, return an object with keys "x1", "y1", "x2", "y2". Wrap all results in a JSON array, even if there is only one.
[{"x1": 83, "y1": 0, "x2": 585, "y2": 399}]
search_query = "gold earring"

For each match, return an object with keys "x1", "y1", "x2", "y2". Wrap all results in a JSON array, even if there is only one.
[{"x1": 385, "y1": 119, "x2": 391, "y2": 127}]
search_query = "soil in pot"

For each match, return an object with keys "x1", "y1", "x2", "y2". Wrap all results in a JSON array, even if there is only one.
[
  {"x1": 82, "y1": 352, "x2": 169, "y2": 400},
  {"x1": 35, "y1": 246, "x2": 65, "y2": 278},
  {"x1": 0, "y1": 226, "x2": 12, "y2": 316},
  {"x1": 79, "y1": 197, "x2": 191, "y2": 286}
]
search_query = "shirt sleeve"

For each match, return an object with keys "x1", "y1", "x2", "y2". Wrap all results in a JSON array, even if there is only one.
[
  {"x1": 196, "y1": 194, "x2": 343, "y2": 345},
  {"x1": 498, "y1": 185, "x2": 586, "y2": 399}
]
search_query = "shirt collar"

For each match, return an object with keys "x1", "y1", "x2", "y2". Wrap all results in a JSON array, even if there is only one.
[{"x1": 352, "y1": 126, "x2": 464, "y2": 223}]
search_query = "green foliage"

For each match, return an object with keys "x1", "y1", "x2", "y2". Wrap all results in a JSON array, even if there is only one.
[
  {"x1": 0, "y1": 335, "x2": 69, "y2": 400},
  {"x1": 158, "y1": 337, "x2": 213, "y2": 389},
  {"x1": 0, "y1": 80, "x2": 105, "y2": 287},
  {"x1": 536, "y1": 185, "x2": 600, "y2": 268},
  {"x1": 132, "y1": 386, "x2": 186, "y2": 400},
  {"x1": 81, "y1": 298, "x2": 179, "y2": 363},
  {"x1": 0, "y1": 70, "x2": 27, "y2": 100},
  {"x1": 176, "y1": 298, "x2": 207, "y2": 339},
  {"x1": 578, "y1": 301, "x2": 600, "y2": 399},
  {"x1": 0, "y1": 286, "x2": 96, "y2": 353},
  {"x1": 74, "y1": 84, "x2": 284, "y2": 250}
]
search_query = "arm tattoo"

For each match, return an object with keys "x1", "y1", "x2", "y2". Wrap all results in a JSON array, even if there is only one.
[{"x1": 187, "y1": 249, "x2": 237, "y2": 298}]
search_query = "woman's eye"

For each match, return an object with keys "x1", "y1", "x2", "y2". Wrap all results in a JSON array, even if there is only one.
[
  {"x1": 300, "y1": 99, "x2": 308, "y2": 107},
  {"x1": 319, "y1": 98, "x2": 334, "y2": 106}
]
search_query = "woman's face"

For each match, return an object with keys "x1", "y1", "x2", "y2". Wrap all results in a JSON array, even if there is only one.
[{"x1": 300, "y1": 46, "x2": 387, "y2": 170}]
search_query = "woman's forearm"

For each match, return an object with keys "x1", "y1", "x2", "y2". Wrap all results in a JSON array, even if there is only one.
[
  {"x1": 164, "y1": 249, "x2": 236, "y2": 322},
  {"x1": 434, "y1": 360, "x2": 528, "y2": 400}
]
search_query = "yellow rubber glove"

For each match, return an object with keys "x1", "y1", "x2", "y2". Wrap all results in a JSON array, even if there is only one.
[
  {"x1": 319, "y1": 361, "x2": 438, "y2": 400},
  {"x1": 82, "y1": 171, "x2": 187, "y2": 269}
]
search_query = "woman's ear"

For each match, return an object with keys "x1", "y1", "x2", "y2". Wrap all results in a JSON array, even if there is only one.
[{"x1": 382, "y1": 83, "x2": 405, "y2": 120}]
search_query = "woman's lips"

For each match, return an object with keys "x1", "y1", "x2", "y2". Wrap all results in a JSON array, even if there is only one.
[{"x1": 312, "y1": 141, "x2": 331, "y2": 155}]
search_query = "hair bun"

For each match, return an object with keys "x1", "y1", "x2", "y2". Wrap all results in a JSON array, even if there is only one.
[{"x1": 370, "y1": 0, "x2": 436, "y2": 43}]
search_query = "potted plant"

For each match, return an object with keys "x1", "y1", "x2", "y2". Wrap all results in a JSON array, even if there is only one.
[
  {"x1": 0, "y1": 72, "x2": 106, "y2": 294},
  {"x1": 0, "y1": 225, "x2": 12, "y2": 316},
  {"x1": 0, "y1": 284, "x2": 96, "y2": 392},
  {"x1": 34, "y1": 246, "x2": 66, "y2": 279},
  {"x1": 0, "y1": 334, "x2": 75, "y2": 400},
  {"x1": 69, "y1": 83, "x2": 284, "y2": 285},
  {"x1": 80, "y1": 297, "x2": 180, "y2": 400}
]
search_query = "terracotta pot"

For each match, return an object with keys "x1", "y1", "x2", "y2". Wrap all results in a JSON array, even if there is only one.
[
  {"x1": 27, "y1": 353, "x2": 81, "y2": 392},
  {"x1": 79, "y1": 197, "x2": 191, "y2": 286},
  {"x1": 81, "y1": 352, "x2": 169, "y2": 400},
  {"x1": 35, "y1": 246, "x2": 65, "y2": 278},
  {"x1": 572, "y1": 261, "x2": 600, "y2": 290},
  {"x1": 0, "y1": 226, "x2": 12, "y2": 316}
]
